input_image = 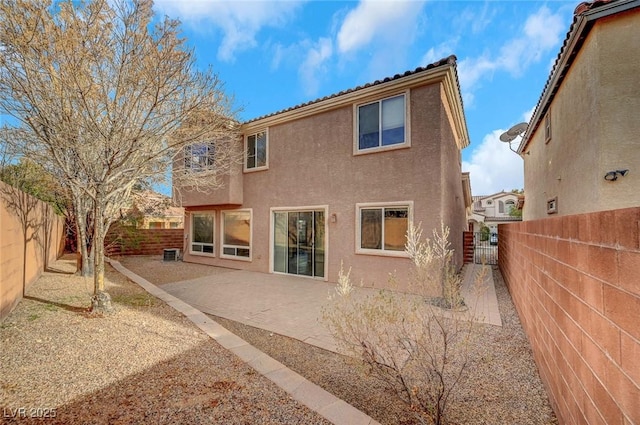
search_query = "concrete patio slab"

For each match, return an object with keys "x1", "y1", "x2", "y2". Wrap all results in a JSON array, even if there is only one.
[
  {"x1": 108, "y1": 258, "x2": 381, "y2": 425},
  {"x1": 154, "y1": 263, "x2": 501, "y2": 354},
  {"x1": 110, "y1": 259, "x2": 500, "y2": 425}
]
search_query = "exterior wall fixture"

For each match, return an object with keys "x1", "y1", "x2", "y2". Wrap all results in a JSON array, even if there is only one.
[
  {"x1": 499, "y1": 122, "x2": 529, "y2": 155},
  {"x1": 604, "y1": 169, "x2": 629, "y2": 181}
]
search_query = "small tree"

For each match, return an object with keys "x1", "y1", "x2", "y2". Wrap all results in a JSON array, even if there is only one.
[
  {"x1": 324, "y1": 223, "x2": 486, "y2": 425},
  {"x1": 0, "y1": 0, "x2": 242, "y2": 313}
]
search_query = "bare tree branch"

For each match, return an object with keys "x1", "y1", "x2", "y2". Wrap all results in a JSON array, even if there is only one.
[{"x1": 0, "y1": 0, "x2": 241, "y2": 312}]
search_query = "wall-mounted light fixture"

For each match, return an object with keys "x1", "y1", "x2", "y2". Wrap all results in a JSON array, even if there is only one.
[
  {"x1": 604, "y1": 169, "x2": 629, "y2": 181},
  {"x1": 330, "y1": 213, "x2": 337, "y2": 223}
]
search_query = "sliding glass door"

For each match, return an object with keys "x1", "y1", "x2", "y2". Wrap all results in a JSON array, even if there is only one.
[{"x1": 273, "y1": 210, "x2": 325, "y2": 278}]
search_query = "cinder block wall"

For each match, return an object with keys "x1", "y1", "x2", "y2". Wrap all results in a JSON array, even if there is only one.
[
  {"x1": 105, "y1": 226, "x2": 184, "y2": 256},
  {"x1": 498, "y1": 207, "x2": 640, "y2": 424},
  {"x1": 1, "y1": 182, "x2": 66, "y2": 321}
]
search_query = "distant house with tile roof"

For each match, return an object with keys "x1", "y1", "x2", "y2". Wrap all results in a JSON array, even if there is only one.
[
  {"x1": 469, "y1": 191, "x2": 523, "y2": 234},
  {"x1": 174, "y1": 56, "x2": 471, "y2": 290},
  {"x1": 121, "y1": 191, "x2": 184, "y2": 229},
  {"x1": 517, "y1": 0, "x2": 640, "y2": 220}
]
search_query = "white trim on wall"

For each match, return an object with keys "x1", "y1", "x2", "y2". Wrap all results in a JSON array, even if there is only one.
[
  {"x1": 219, "y1": 208, "x2": 253, "y2": 262},
  {"x1": 355, "y1": 200, "x2": 414, "y2": 258},
  {"x1": 269, "y1": 205, "x2": 329, "y2": 281},
  {"x1": 352, "y1": 89, "x2": 411, "y2": 156}
]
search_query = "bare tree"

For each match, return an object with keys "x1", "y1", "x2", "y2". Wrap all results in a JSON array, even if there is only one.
[
  {"x1": 324, "y1": 223, "x2": 487, "y2": 425},
  {"x1": 0, "y1": 0, "x2": 241, "y2": 313}
]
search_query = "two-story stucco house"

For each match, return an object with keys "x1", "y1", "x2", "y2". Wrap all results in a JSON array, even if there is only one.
[
  {"x1": 470, "y1": 191, "x2": 523, "y2": 234},
  {"x1": 174, "y1": 56, "x2": 470, "y2": 289},
  {"x1": 518, "y1": 0, "x2": 640, "y2": 220}
]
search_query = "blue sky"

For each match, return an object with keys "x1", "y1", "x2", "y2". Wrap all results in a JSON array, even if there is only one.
[{"x1": 155, "y1": 1, "x2": 575, "y2": 195}]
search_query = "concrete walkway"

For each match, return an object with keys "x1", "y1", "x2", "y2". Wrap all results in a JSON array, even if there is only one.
[{"x1": 110, "y1": 259, "x2": 501, "y2": 425}]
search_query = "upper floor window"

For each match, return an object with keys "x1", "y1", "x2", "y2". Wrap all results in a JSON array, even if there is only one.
[
  {"x1": 505, "y1": 200, "x2": 516, "y2": 214},
  {"x1": 185, "y1": 142, "x2": 215, "y2": 171},
  {"x1": 245, "y1": 130, "x2": 268, "y2": 171},
  {"x1": 356, "y1": 93, "x2": 408, "y2": 153},
  {"x1": 544, "y1": 112, "x2": 552, "y2": 143}
]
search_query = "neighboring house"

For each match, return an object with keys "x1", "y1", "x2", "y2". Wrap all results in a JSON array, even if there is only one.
[
  {"x1": 518, "y1": 0, "x2": 640, "y2": 220},
  {"x1": 469, "y1": 191, "x2": 523, "y2": 234},
  {"x1": 174, "y1": 56, "x2": 470, "y2": 289},
  {"x1": 122, "y1": 191, "x2": 184, "y2": 229},
  {"x1": 461, "y1": 172, "x2": 473, "y2": 230}
]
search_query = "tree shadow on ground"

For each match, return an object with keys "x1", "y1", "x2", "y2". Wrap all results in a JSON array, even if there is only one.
[
  {"x1": 23, "y1": 296, "x2": 87, "y2": 314},
  {"x1": 44, "y1": 266, "x2": 75, "y2": 275},
  {"x1": 0, "y1": 341, "x2": 328, "y2": 425}
]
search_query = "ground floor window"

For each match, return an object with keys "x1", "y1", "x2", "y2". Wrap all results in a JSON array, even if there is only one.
[
  {"x1": 191, "y1": 212, "x2": 215, "y2": 255},
  {"x1": 357, "y1": 202, "x2": 412, "y2": 255},
  {"x1": 221, "y1": 210, "x2": 251, "y2": 260}
]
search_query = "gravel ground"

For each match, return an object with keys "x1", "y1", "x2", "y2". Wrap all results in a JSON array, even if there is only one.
[
  {"x1": 0, "y1": 255, "x2": 330, "y2": 425},
  {"x1": 119, "y1": 256, "x2": 558, "y2": 425}
]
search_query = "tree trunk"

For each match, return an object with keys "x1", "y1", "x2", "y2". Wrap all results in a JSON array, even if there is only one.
[
  {"x1": 74, "y1": 197, "x2": 93, "y2": 277},
  {"x1": 90, "y1": 198, "x2": 112, "y2": 314}
]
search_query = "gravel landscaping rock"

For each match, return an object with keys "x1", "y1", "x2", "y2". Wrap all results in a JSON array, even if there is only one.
[
  {"x1": 0, "y1": 255, "x2": 330, "y2": 425},
  {"x1": 118, "y1": 256, "x2": 558, "y2": 425}
]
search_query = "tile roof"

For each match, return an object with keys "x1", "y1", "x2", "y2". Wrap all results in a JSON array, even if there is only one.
[
  {"x1": 518, "y1": 0, "x2": 639, "y2": 152},
  {"x1": 244, "y1": 55, "x2": 459, "y2": 125}
]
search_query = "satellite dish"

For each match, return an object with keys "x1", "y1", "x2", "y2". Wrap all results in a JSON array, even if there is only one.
[
  {"x1": 499, "y1": 122, "x2": 528, "y2": 154},
  {"x1": 506, "y1": 122, "x2": 528, "y2": 137},
  {"x1": 499, "y1": 132, "x2": 517, "y2": 143}
]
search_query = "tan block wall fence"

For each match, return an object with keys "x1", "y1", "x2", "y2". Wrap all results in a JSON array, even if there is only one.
[
  {"x1": 0, "y1": 181, "x2": 65, "y2": 321},
  {"x1": 498, "y1": 207, "x2": 640, "y2": 424}
]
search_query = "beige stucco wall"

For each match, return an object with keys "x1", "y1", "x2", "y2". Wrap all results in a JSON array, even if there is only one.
[
  {"x1": 0, "y1": 182, "x2": 65, "y2": 320},
  {"x1": 181, "y1": 81, "x2": 466, "y2": 291},
  {"x1": 523, "y1": 9, "x2": 640, "y2": 220}
]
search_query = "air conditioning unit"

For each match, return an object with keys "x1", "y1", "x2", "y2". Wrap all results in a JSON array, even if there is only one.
[{"x1": 163, "y1": 248, "x2": 180, "y2": 261}]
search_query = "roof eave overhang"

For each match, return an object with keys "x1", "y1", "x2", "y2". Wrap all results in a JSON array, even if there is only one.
[
  {"x1": 517, "y1": 0, "x2": 640, "y2": 154},
  {"x1": 242, "y1": 64, "x2": 470, "y2": 149}
]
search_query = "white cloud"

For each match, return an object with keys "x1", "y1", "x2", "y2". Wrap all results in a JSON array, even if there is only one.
[
  {"x1": 153, "y1": 0, "x2": 303, "y2": 62},
  {"x1": 457, "y1": 6, "x2": 565, "y2": 102},
  {"x1": 299, "y1": 38, "x2": 333, "y2": 97},
  {"x1": 462, "y1": 129, "x2": 524, "y2": 195},
  {"x1": 523, "y1": 106, "x2": 536, "y2": 123},
  {"x1": 337, "y1": 0, "x2": 425, "y2": 54}
]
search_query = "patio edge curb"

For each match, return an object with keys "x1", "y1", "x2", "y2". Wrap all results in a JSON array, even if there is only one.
[{"x1": 107, "y1": 258, "x2": 380, "y2": 425}]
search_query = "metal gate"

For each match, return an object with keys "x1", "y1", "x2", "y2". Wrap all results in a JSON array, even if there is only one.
[{"x1": 474, "y1": 232, "x2": 498, "y2": 265}]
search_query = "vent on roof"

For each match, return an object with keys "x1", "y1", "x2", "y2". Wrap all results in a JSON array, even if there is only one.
[{"x1": 163, "y1": 248, "x2": 180, "y2": 261}]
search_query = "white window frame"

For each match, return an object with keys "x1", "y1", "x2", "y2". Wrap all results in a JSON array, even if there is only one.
[
  {"x1": 190, "y1": 211, "x2": 215, "y2": 257},
  {"x1": 355, "y1": 201, "x2": 413, "y2": 257},
  {"x1": 185, "y1": 142, "x2": 216, "y2": 172},
  {"x1": 220, "y1": 209, "x2": 252, "y2": 261},
  {"x1": 244, "y1": 129, "x2": 269, "y2": 172},
  {"x1": 353, "y1": 91, "x2": 411, "y2": 155},
  {"x1": 269, "y1": 205, "x2": 329, "y2": 281},
  {"x1": 544, "y1": 111, "x2": 552, "y2": 143}
]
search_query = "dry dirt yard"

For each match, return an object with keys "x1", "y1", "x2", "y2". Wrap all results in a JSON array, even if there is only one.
[
  {"x1": 119, "y1": 256, "x2": 558, "y2": 425},
  {"x1": 0, "y1": 255, "x2": 330, "y2": 425},
  {"x1": 1, "y1": 253, "x2": 557, "y2": 425}
]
